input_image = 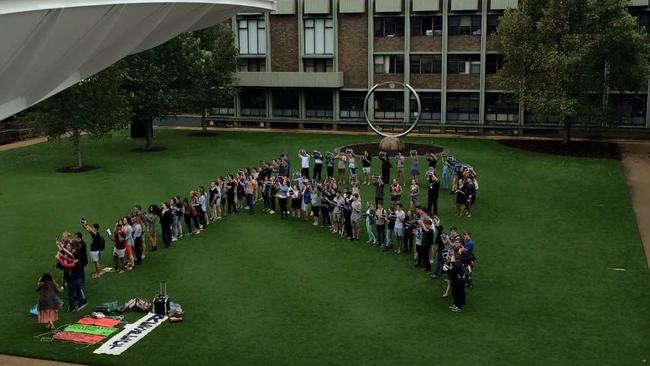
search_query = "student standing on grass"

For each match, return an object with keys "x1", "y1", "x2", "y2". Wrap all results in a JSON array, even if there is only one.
[
  {"x1": 300, "y1": 150, "x2": 311, "y2": 179},
  {"x1": 373, "y1": 176, "x2": 385, "y2": 206},
  {"x1": 379, "y1": 153, "x2": 391, "y2": 185},
  {"x1": 112, "y1": 222, "x2": 127, "y2": 271},
  {"x1": 427, "y1": 173, "x2": 440, "y2": 216},
  {"x1": 375, "y1": 203, "x2": 386, "y2": 247},
  {"x1": 276, "y1": 177, "x2": 289, "y2": 218},
  {"x1": 410, "y1": 152, "x2": 420, "y2": 181},
  {"x1": 337, "y1": 152, "x2": 347, "y2": 184},
  {"x1": 326, "y1": 153, "x2": 335, "y2": 180},
  {"x1": 310, "y1": 185, "x2": 321, "y2": 225},
  {"x1": 209, "y1": 181, "x2": 220, "y2": 221},
  {"x1": 332, "y1": 190, "x2": 344, "y2": 234},
  {"x1": 313, "y1": 151, "x2": 323, "y2": 182},
  {"x1": 245, "y1": 176, "x2": 256, "y2": 214},
  {"x1": 365, "y1": 201, "x2": 377, "y2": 244},
  {"x1": 227, "y1": 177, "x2": 237, "y2": 214},
  {"x1": 182, "y1": 198, "x2": 194, "y2": 234},
  {"x1": 403, "y1": 210, "x2": 416, "y2": 256},
  {"x1": 409, "y1": 179, "x2": 420, "y2": 211},
  {"x1": 455, "y1": 179, "x2": 467, "y2": 217},
  {"x1": 393, "y1": 204, "x2": 405, "y2": 254},
  {"x1": 82, "y1": 222, "x2": 104, "y2": 279},
  {"x1": 464, "y1": 177, "x2": 476, "y2": 217},
  {"x1": 362, "y1": 150, "x2": 372, "y2": 185},
  {"x1": 390, "y1": 179, "x2": 402, "y2": 208},
  {"x1": 122, "y1": 217, "x2": 134, "y2": 267},
  {"x1": 395, "y1": 152, "x2": 405, "y2": 183},
  {"x1": 343, "y1": 192, "x2": 353, "y2": 240},
  {"x1": 160, "y1": 202, "x2": 173, "y2": 248},
  {"x1": 145, "y1": 205, "x2": 159, "y2": 252},
  {"x1": 133, "y1": 216, "x2": 144, "y2": 265},
  {"x1": 442, "y1": 158, "x2": 451, "y2": 191},
  {"x1": 385, "y1": 208, "x2": 395, "y2": 250},
  {"x1": 350, "y1": 193, "x2": 362, "y2": 240},
  {"x1": 37, "y1": 273, "x2": 63, "y2": 329},
  {"x1": 432, "y1": 218, "x2": 445, "y2": 279},
  {"x1": 67, "y1": 243, "x2": 87, "y2": 312},
  {"x1": 446, "y1": 249, "x2": 467, "y2": 312}
]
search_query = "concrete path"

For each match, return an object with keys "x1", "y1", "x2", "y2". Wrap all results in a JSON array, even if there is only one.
[
  {"x1": 0, "y1": 355, "x2": 85, "y2": 366},
  {"x1": 620, "y1": 142, "x2": 650, "y2": 271},
  {"x1": 0, "y1": 136, "x2": 48, "y2": 152}
]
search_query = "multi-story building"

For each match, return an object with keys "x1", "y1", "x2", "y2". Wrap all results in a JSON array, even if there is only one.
[{"x1": 209, "y1": 0, "x2": 650, "y2": 134}]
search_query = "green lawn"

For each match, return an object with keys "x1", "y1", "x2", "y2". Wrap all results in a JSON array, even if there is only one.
[{"x1": 0, "y1": 130, "x2": 647, "y2": 366}]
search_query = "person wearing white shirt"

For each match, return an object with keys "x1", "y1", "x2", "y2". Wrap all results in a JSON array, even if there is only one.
[
  {"x1": 393, "y1": 204, "x2": 406, "y2": 254},
  {"x1": 300, "y1": 151, "x2": 311, "y2": 179}
]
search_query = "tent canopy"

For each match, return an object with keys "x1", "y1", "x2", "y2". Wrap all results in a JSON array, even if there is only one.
[{"x1": 0, "y1": 0, "x2": 275, "y2": 121}]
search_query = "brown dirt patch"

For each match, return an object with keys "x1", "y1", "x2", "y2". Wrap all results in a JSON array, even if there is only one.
[
  {"x1": 0, "y1": 355, "x2": 86, "y2": 366},
  {"x1": 620, "y1": 143, "x2": 650, "y2": 271},
  {"x1": 497, "y1": 139, "x2": 620, "y2": 159}
]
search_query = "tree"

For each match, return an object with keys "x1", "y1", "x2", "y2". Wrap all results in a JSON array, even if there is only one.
[
  {"x1": 184, "y1": 25, "x2": 239, "y2": 135},
  {"x1": 31, "y1": 65, "x2": 130, "y2": 170},
  {"x1": 495, "y1": 0, "x2": 650, "y2": 143}
]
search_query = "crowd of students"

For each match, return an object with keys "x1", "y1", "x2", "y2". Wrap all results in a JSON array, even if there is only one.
[{"x1": 38, "y1": 148, "x2": 479, "y2": 329}]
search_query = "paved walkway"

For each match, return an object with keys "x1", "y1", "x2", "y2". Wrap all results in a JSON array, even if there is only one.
[
  {"x1": 620, "y1": 142, "x2": 650, "y2": 271},
  {"x1": 0, "y1": 136, "x2": 48, "y2": 152},
  {"x1": 0, "y1": 355, "x2": 84, "y2": 366}
]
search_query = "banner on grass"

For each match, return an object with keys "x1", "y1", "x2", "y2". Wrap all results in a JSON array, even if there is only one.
[{"x1": 94, "y1": 313, "x2": 167, "y2": 356}]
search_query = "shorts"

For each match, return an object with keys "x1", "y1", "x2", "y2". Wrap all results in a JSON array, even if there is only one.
[
  {"x1": 312, "y1": 206, "x2": 320, "y2": 217},
  {"x1": 90, "y1": 251, "x2": 100, "y2": 263},
  {"x1": 125, "y1": 244, "x2": 134, "y2": 257},
  {"x1": 301, "y1": 202, "x2": 310, "y2": 211},
  {"x1": 362, "y1": 167, "x2": 371, "y2": 174},
  {"x1": 395, "y1": 227, "x2": 404, "y2": 237},
  {"x1": 334, "y1": 212, "x2": 342, "y2": 221},
  {"x1": 349, "y1": 167, "x2": 357, "y2": 177},
  {"x1": 338, "y1": 168, "x2": 345, "y2": 174},
  {"x1": 113, "y1": 248, "x2": 126, "y2": 258}
]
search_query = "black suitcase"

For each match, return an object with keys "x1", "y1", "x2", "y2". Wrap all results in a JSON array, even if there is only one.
[{"x1": 153, "y1": 281, "x2": 170, "y2": 316}]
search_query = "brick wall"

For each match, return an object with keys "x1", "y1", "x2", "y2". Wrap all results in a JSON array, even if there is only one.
[
  {"x1": 448, "y1": 35, "x2": 481, "y2": 52},
  {"x1": 410, "y1": 74, "x2": 442, "y2": 89},
  {"x1": 410, "y1": 36, "x2": 443, "y2": 52},
  {"x1": 374, "y1": 36, "x2": 405, "y2": 52},
  {"x1": 447, "y1": 74, "x2": 480, "y2": 90},
  {"x1": 374, "y1": 73, "x2": 405, "y2": 85},
  {"x1": 339, "y1": 14, "x2": 369, "y2": 88},
  {"x1": 270, "y1": 15, "x2": 299, "y2": 72}
]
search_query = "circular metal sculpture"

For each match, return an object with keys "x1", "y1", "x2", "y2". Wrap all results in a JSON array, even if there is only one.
[{"x1": 363, "y1": 81, "x2": 422, "y2": 138}]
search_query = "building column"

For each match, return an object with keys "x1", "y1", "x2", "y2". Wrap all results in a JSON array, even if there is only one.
[
  {"x1": 333, "y1": 0, "x2": 340, "y2": 130},
  {"x1": 404, "y1": 0, "x2": 411, "y2": 124},
  {"x1": 333, "y1": 89, "x2": 340, "y2": 130},
  {"x1": 441, "y1": 0, "x2": 449, "y2": 129},
  {"x1": 368, "y1": 0, "x2": 375, "y2": 122},
  {"x1": 299, "y1": 89, "x2": 306, "y2": 128},
  {"x1": 479, "y1": 0, "x2": 488, "y2": 131},
  {"x1": 266, "y1": 89, "x2": 273, "y2": 129},
  {"x1": 265, "y1": 12, "x2": 272, "y2": 72}
]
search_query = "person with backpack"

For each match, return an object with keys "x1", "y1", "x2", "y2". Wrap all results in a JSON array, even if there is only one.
[{"x1": 82, "y1": 222, "x2": 104, "y2": 279}]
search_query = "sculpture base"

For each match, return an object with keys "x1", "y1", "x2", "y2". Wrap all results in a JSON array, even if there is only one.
[{"x1": 379, "y1": 136, "x2": 404, "y2": 152}]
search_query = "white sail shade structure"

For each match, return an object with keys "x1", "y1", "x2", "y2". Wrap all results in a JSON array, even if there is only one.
[{"x1": 0, "y1": 0, "x2": 275, "y2": 121}]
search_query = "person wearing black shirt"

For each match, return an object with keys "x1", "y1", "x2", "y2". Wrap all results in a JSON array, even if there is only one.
[
  {"x1": 403, "y1": 211, "x2": 416, "y2": 257},
  {"x1": 373, "y1": 177, "x2": 385, "y2": 206},
  {"x1": 361, "y1": 151, "x2": 372, "y2": 185},
  {"x1": 446, "y1": 250, "x2": 467, "y2": 312},
  {"x1": 73, "y1": 233, "x2": 88, "y2": 285},
  {"x1": 83, "y1": 223, "x2": 103, "y2": 279},
  {"x1": 343, "y1": 193, "x2": 353, "y2": 240},
  {"x1": 379, "y1": 154, "x2": 392, "y2": 186},
  {"x1": 427, "y1": 153, "x2": 437, "y2": 170},
  {"x1": 160, "y1": 203, "x2": 173, "y2": 248},
  {"x1": 427, "y1": 174, "x2": 440, "y2": 216},
  {"x1": 226, "y1": 177, "x2": 237, "y2": 214},
  {"x1": 432, "y1": 221, "x2": 445, "y2": 278},
  {"x1": 455, "y1": 179, "x2": 466, "y2": 217},
  {"x1": 313, "y1": 151, "x2": 324, "y2": 182},
  {"x1": 67, "y1": 244, "x2": 87, "y2": 312}
]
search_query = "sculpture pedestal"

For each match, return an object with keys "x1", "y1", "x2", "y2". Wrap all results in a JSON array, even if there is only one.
[{"x1": 379, "y1": 136, "x2": 404, "y2": 152}]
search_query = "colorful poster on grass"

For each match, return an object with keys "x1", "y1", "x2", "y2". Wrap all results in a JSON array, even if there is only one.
[{"x1": 94, "y1": 313, "x2": 167, "y2": 356}]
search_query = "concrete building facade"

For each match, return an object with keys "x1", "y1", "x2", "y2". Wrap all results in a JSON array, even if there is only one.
[{"x1": 210, "y1": 0, "x2": 650, "y2": 135}]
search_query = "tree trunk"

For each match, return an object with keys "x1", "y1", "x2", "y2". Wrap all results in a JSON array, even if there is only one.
[
  {"x1": 72, "y1": 129, "x2": 83, "y2": 168},
  {"x1": 201, "y1": 109, "x2": 208, "y2": 135},
  {"x1": 562, "y1": 121, "x2": 572, "y2": 145},
  {"x1": 145, "y1": 118, "x2": 153, "y2": 150}
]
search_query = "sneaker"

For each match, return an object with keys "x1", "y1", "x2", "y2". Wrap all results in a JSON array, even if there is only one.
[
  {"x1": 118, "y1": 270, "x2": 125, "y2": 274},
  {"x1": 451, "y1": 307, "x2": 462, "y2": 313},
  {"x1": 269, "y1": 210, "x2": 275, "y2": 214},
  {"x1": 172, "y1": 238, "x2": 178, "y2": 242},
  {"x1": 77, "y1": 303, "x2": 88, "y2": 312}
]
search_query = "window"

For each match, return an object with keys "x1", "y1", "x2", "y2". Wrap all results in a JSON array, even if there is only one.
[
  {"x1": 410, "y1": 54, "x2": 442, "y2": 74},
  {"x1": 375, "y1": 91, "x2": 404, "y2": 119},
  {"x1": 485, "y1": 93, "x2": 518, "y2": 124},
  {"x1": 239, "y1": 58, "x2": 266, "y2": 72},
  {"x1": 486, "y1": 54, "x2": 504, "y2": 74},
  {"x1": 304, "y1": 58, "x2": 333, "y2": 72},
  {"x1": 210, "y1": 99, "x2": 235, "y2": 116},
  {"x1": 630, "y1": 10, "x2": 650, "y2": 33},
  {"x1": 411, "y1": 16, "x2": 443, "y2": 36},
  {"x1": 411, "y1": 92, "x2": 441, "y2": 120},
  {"x1": 447, "y1": 93, "x2": 479, "y2": 122},
  {"x1": 448, "y1": 55, "x2": 480, "y2": 74},
  {"x1": 486, "y1": 14, "x2": 500, "y2": 34},
  {"x1": 304, "y1": 18, "x2": 334, "y2": 55},
  {"x1": 374, "y1": 17, "x2": 405, "y2": 37},
  {"x1": 340, "y1": 92, "x2": 365, "y2": 119},
  {"x1": 305, "y1": 90, "x2": 333, "y2": 119},
  {"x1": 272, "y1": 89, "x2": 299, "y2": 118},
  {"x1": 240, "y1": 89, "x2": 266, "y2": 117},
  {"x1": 374, "y1": 55, "x2": 405, "y2": 74},
  {"x1": 238, "y1": 18, "x2": 266, "y2": 55},
  {"x1": 448, "y1": 15, "x2": 481, "y2": 36}
]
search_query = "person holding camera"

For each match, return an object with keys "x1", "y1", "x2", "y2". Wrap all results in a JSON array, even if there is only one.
[
  {"x1": 373, "y1": 176, "x2": 385, "y2": 206},
  {"x1": 410, "y1": 151, "x2": 420, "y2": 181},
  {"x1": 36, "y1": 273, "x2": 63, "y2": 329},
  {"x1": 455, "y1": 179, "x2": 467, "y2": 217},
  {"x1": 310, "y1": 185, "x2": 321, "y2": 226},
  {"x1": 313, "y1": 151, "x2": 323, "y2": 182},
  {"x1": 378, "y1": 152, "x2": 391, "y2": 185},
  {"x1": 144, "y1": 205, "x2": 159, "y2": 251},
  {"x1": 82, "y1": 221, "x2": 104, "y2": 279},
  {"x1": 160, "y1": 202, "x2": 173, "y2": 248},
  {"x1": 364, "y1": 201, "x2": 377, "y2": 244},
  {"x1": 121, "y1": 217, "x2": 134, "y2": 268},
  {"x1": 464, "y1": 177, "x2": 476, "y2": 218},
  {"x1": 326, "y1": 153, "x2": 335, "y2": 180},
  {"x1": 133, "y1": 215, "x2": 144, "y2": 265},
  {"x1": 442, "y1": 157, "x2": 451, "y2": 191},
  {"x1": 445, "y1": 249, "x2": 467, "y2": 312},
  {"x1": 110, "y1": 222, "x2": 126, "y2": 273},
  {"x1": 403, "y1": 210, "x2": 416, "y2": 257},
  {"x1": 276, "y1": 177, "x2": 290, "y2": 218},
  {"x1": 336, "y1": 152, "x2": 347, "y2": 184},
  {"x1": 350, "y1": 193, "x2": 362, "y2": 241},
  {"x1": 427, "y1": 173, "x2": 440, "y2": 216},
  {"x1": 299, "y1": 150, "x2": 311, "y2": 180},
  {"x1": 347, "y1": 151, "x2": 357, "y2": 182},
  {"x1": 426, "y1": 153, "x2": 438, "y2": 171},
  {"x1": 361, "y1": 150, "x2": 372, "y2": 185},
  {"x1": 384, "y1": 208, "x2": 395, "y2": 250},
  {"x1": 331, "y1": 190, "x2": 344, "y2": 235},
  {"x1": 409, "y1": 179, "x2": 420, "y2": 212},
  {"x1": 374, "y1": 203, "x2": 386, "y2": 247},
  {"x1": 209, "y1": 181, "x2": 221, "y2": 221},
  {"x1": 393, "y1": 203, "x2": 405, "y2": 254},
  {"x1": 390, "y1": 179, "x2": 402, "y2": 208}
]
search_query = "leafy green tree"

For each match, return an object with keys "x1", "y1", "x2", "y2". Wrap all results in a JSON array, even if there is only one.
[
  {"x1": 495, "y1": 0, "x2": 650, "y2": 142},
  {"x1": 183, "y1": 25, "x2": 239, "y2": 135},
  {"x1": 31, "y1": 66, "x2": 130, "y2": 169}
]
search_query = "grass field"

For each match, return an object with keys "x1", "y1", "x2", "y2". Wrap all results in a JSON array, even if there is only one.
[{"x1": 0, "y1": 129, "x2": 648, "y2": 366}]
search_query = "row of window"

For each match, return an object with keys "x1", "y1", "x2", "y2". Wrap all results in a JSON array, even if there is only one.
[
  {"x1": 374, "y1": 54, "x2": 504, "y2": 74},
  {"x1": 221, "y1": 90, "x2": 647, "y2": 125},
  {"x1": 375, "y1": 15, "x2": 501, "y2": 37}
]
